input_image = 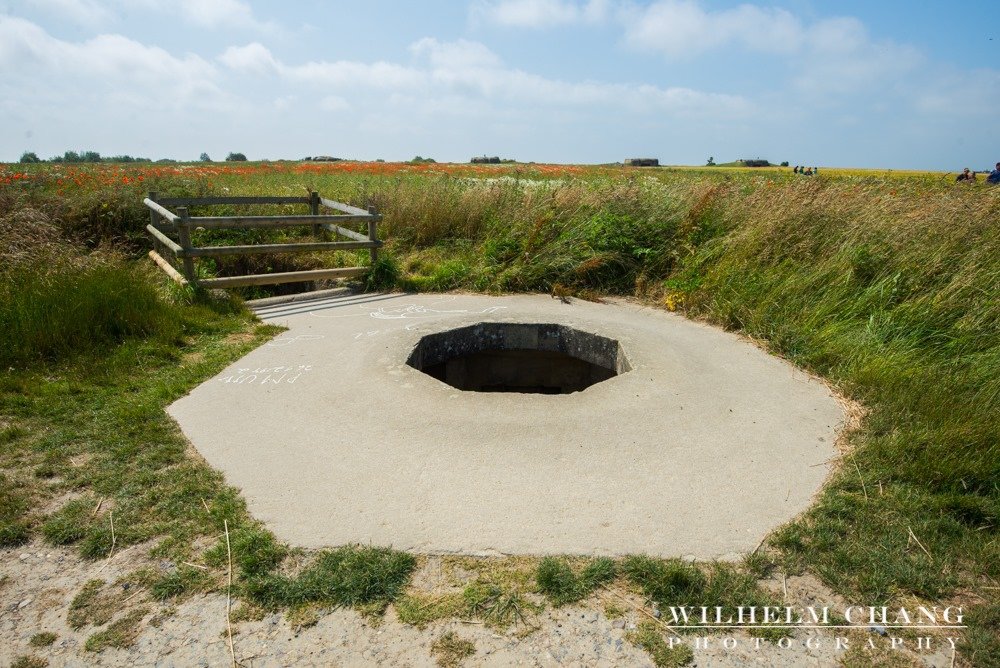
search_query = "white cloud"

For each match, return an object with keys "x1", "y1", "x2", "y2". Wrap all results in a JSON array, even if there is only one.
[
  {"x1": 175, "y1": 0, "x2": 274, "y2": 31},
  {"x1": 622, "y1": 1, "x2": 803, "y2": 56},
  {"x1": 24, "y1": 0, "x2": 114, "y2": 27},
  {"x1": 0, "y1": 16, "x2": 222, "y2": 108},
  {"x1": 410, "y1": 38, "x2": 502, "y2": 69},
  {"x1": 220, "y1": 42, "x2": 280, "y2": 74},
  {"x1": 217, "y1": 37, "x2": 749, "y2": 119},
  {"x1": 472, "y1": 0, "x2": 610, "y2": 28}
]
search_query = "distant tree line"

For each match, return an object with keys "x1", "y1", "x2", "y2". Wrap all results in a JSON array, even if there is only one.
[
  {"x1": 17, "y1": 150, "x2": 253, "y2": 164},
  {"x1": 20, "y1": 150, "x2": 155, "y2": 164}
]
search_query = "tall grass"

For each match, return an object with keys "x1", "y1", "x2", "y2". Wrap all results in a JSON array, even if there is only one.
[{"x1": 0, "y1": 202, "x2": 182, "y2": 367}]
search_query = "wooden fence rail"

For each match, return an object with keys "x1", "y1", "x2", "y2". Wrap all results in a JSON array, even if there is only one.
[{"x1": 143, "y1": 191, "x2": 381, "y2": 289}]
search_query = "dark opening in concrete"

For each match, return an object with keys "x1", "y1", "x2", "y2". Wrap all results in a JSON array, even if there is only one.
[{"x1": 407, "y1": 323, "x2": 630, "y2": 394}]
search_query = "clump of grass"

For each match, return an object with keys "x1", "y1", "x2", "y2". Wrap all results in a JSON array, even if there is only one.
[
  {"x1": 29, "y1": 632, "x2": 57, "y2": 647},
  {"x1": 0, "y1": 473, "x2": 33, "y2": 546},
  {"x1": 462, "y1": 582, "x2": 532, "y2": 628},
  {"x1": 536, "y1": 556, "x2": 616, "y2": 606},
  {"x1": 395, "y1": 592, "x2": 467, "y2": 629},
  {"x1": 204, "y1": 524, "x2": 286, "y2": 578},
  {"x1": 41, "y1": 497, "x2": 95, "y2": 546},
  {"x1": 243, "y1": 545, "x2": 416, "y2": 612},
  {"x1": 626, "y1": 621, "x2": 693, "y2": 667},
  {"x1": 621, "y1": 557, "x2": 707, "y2": 607},
  {"x1": 621, "y1": 557, "x2": 783, "y2": 639},
  {"x1": 11, "y1": 656, "x2": 48, "y2": 668},
  {"x1": 84, "y1": 607, "x2": 148, "y2": 652},
  {"x1": 959, "y1": 602, "x2": 1000, "y2": 666},
  {"x1": 149, "y1": 565, "x2": 216, "y2": 602},
  {"x1": 430, "y1": 631, "x2": 476, "y2": 667},
  {"x1": 67, "y1": 580, "x2": 117, "y2": 629}
]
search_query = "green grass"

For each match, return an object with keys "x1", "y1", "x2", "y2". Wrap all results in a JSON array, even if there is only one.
[
  {"x1": 536, "y1": 556, "x2": 616, "y2": 606},
  {"x1": 68, "y1": 580, "x2": 118, "y2": 630},
  {"x1": 0, "y1": 472, "x2": 33, "y2": 546},
  {"x1": 0, "y1": 260, "x2": 182, "y2": 368},
  {"x1": 84, "y1": 608, "x2": 149, "y2": 652},
  {"x1": 627, "y1": 621, "x2": 694, "y2": 667},
  {"x1": 242, "y1": 545, "x2": 417, "y2": 613},
  {"x1": 2, "y1": 166, "x2": 998, "y2": 663}
]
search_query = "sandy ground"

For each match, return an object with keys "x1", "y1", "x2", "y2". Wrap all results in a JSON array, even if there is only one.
[{"x1": 2, "y1": 542, "x2": 957, "y2": 667}]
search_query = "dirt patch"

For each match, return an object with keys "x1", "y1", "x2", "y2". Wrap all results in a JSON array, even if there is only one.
[{"x1": 1, "y1": 544, "x2": 957, "y2": 667}]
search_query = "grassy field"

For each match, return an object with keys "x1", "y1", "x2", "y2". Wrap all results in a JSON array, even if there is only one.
[{"x1": 1, "y1": 160, "x2": 998, "y2": 665}]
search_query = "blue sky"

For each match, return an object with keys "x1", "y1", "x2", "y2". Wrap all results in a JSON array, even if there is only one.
[{"x1": 1, "y1": 0, "x2": 998, "y2": 169}]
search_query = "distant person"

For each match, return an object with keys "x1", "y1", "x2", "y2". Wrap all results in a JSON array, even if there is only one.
[
  {"x1": 956, "y1": 167, "x2": 976, "y2": 182},
  {"x1": 988, "y1": 162, "x2": 1000, "y2": 184},
  {"x1": 813, "y1": 167, "x2": 819, "y2": 175},
  {"x1": 793, "y1": 165, "x2": 799, "y2": 174},
  {"x1": 804, "y1": 167, "x2": 813, "y2": 176}
]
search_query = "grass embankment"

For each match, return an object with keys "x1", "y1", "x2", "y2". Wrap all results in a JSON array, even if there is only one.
[{"x1": 1, "y1": 164, "x2": 997, "y2": 664}]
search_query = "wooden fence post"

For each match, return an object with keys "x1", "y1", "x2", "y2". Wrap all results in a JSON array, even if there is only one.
[
  {"x1": 147, "y1": 191, "x2": 159, "y2": 255},
  {"x1": 176, "y1": 206, "x2": 196, "y2": 283},
  {"x1": 367, "y1": 206, "x2": 379, "y2": 266},
  {"x1": 309, "y1": 190, "x2": 321, "y2": 238}
]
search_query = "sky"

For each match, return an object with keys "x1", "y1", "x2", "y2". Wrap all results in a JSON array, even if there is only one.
[{"x1": 1, "y1": 0, "x2": 998, "y2": 169}]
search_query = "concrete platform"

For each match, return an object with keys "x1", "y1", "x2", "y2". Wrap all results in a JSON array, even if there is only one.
[{"x1": 168, "y1": 293, "x2": 844, "y2": 559}]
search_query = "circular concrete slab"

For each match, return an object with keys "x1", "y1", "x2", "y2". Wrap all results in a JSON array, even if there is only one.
[{"x1": 168, "y1": 293, "x2": 843, "y2": 559}]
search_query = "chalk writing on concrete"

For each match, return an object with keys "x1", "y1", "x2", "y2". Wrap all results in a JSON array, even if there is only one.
[
  {"x1": 308, "y1": 300, "x2": 508, "y2": 322},
  {"x1": 265, "y1": 334, "x2": 325, "y2": 347},
  {"x1": 369, "y1": 304, "x2": 507, "y2": 320},
  {"x1": 218, "y1": 365, "x2": 313, "y2": 386}
]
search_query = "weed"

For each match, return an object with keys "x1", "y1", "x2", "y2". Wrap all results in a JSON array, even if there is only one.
[
  {"x1": 463, "y1": 582, "x2": 533, "y2": 629},
  {"x1": 430, "y1": 631, "x2": 476, "y2": 667},
  {"x1": 286, "y1": 602, "x2": 324, "y2": 631},
  {"x1": 29, "y1": 632, "x2": 57, "y2": 647},
  {"x1": 11, "y1": 657, "x2": 48, "y2": 668}
]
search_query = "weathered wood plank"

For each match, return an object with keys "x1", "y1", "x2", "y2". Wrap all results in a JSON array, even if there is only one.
[
  {"x1": 145, "y1": 224, "x2": 184, "y2": 256},
  {"x1": 198, "y1": 267, "x2": 367, "y2": 288},
  {"x1": 148, "y1": 250, "x2": 188, "y2": 286},
  {"x1": 319, "y1": 197, "x2": 381, "y2": 218},
  {"x1": 143, "y1": 198, "x2": 179, "y2": 224},
  {"x1": 156, "y1": 196, "x2": 311, "y2": 206},
  {"x1": 187, "y1": 240, "x2": 379, "y2": 258},
  {"x1": 320, "y1": 223, "x2": 370, "y2": 242},
  {"x1": 188, "y1": 214, "x2": 374, "y2": 230}
]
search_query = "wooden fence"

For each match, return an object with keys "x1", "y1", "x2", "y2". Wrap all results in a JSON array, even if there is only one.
[{"x1": 143, "y1": 191, "x2": 381, "y2": 289}]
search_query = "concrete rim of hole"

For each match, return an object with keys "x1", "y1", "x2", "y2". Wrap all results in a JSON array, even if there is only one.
[{"x1": 168, "y1": 292, "x2": 845, "y2": 559}]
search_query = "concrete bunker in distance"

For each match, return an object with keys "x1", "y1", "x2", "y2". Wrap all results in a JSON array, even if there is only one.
[{"x1": 406, "y1": 322, "x2": 631, "y2": 394}]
